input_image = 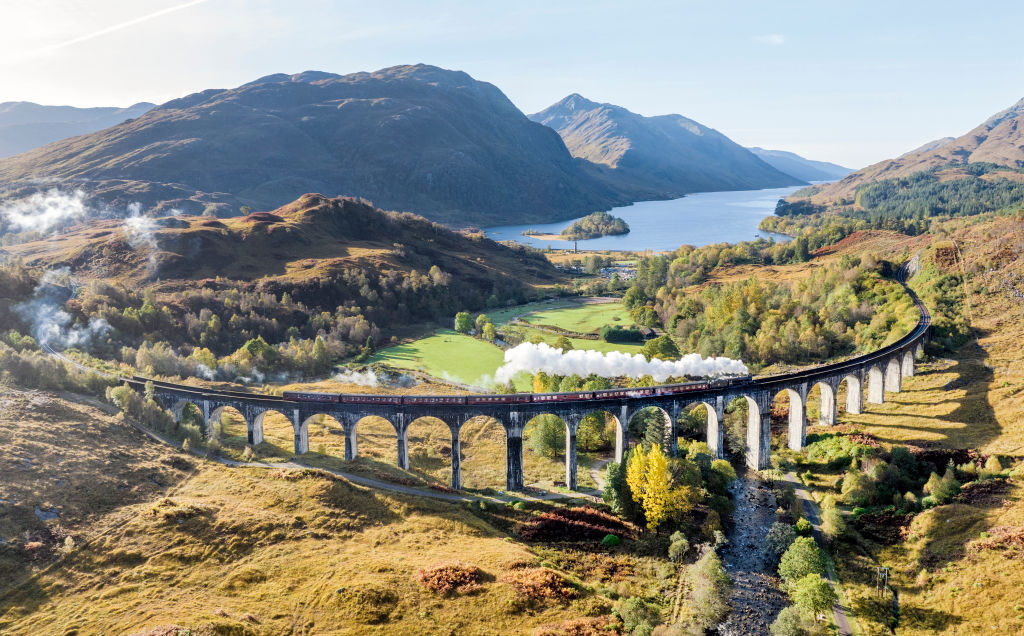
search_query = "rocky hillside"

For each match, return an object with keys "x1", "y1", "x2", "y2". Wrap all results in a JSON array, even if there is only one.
[
  {"x1": 0, "y1": 101, "x2": 153, "y2": 158},
  {"x1": 802, "y1": 96, "x2": 1024, "y2": 203},
  {"x1": 529, "y1": 94, "x2": 803, "y2": 198},
  {"x1": 747, "y1": 147, "x2": 851, "y2": 182},
  {"x1": 0, "y1": 66, "x2": 629, "y2": 227}
]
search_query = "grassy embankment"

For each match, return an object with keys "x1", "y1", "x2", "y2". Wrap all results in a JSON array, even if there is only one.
[
  {"x1": 0, "y1": 385, "x2": 673, "y2": 636},
  {"x1": 751, "y1": 215, "x2": 1024, "y2": 635}
]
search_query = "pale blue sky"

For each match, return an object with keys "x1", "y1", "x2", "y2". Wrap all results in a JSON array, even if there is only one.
[{"x1": 2, "y1": 0, "x2": 1022, "y2": 167}]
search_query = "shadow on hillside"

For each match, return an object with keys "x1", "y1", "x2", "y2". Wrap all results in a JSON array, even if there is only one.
[{"x1": 856, "y1": 330, "x2": 998, "y2": 450}]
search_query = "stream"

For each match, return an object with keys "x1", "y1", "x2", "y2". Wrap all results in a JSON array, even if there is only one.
[{"x1": 714, "y1": 465, "x2": 788, "y2": 635}]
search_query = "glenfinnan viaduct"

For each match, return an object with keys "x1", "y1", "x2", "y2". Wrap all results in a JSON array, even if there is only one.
[{"x1": 139, "y1": 268, "x2": 930, "y2": 492}]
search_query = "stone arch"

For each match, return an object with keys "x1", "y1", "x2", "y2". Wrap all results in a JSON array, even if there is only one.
[
  {"x1": 885, "y1": 357, "x2": 902, "y2": 393},
  {"x1": 209, "y1": 404, "x2": 247, "y2": 447},
  {"x1": 406, "y1": 416, "x2": 453, "y2": 484},
  {"x1": 772, "y1": 388, "x2": 807, "y2": 452},
  {"x1": 813, "y1": 381, "x2": 837, "y2": 427},
  {"x1": 252, "y1": 409, "x2": 293, "y2": 454},
  {"x1": 902, "y1": 349, "x2": 915, "y2": 378},
  {"x1": 742, "y1": 394, "x2": 770, "y2": 470},
  {"x1": 171, "y1": 399, "x2": 205, "y2": 428},
  {"x1": 685, "y1": 400, "x2": 723, "y2": 459},
  {"x1": 841, "y1": 373, "x2": 863, "y2": 415},
  {"x1": 867, "y1": 364, "x2": 885, "y2": 404},
  {"x1": 522, "y1": 413, "x2": 577, "y2": 489},
  {"x1": 627, "y1": 406, "x2": 673, "y2": 454},
  {"x1": 351, "y1": 415, "x2": 399, "y2": 465},
  {"x1": 458, "y1": 415, "x2": 511, "y2": 490},
  {"x1": 302, "y1": 413, "x2": 344, "y2": 456}
]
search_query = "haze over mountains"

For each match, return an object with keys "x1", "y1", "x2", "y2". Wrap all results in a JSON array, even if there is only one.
[
  {"x1": 804, "y1": 96, "x2": 1024, "y2": 202},
  {"x1": 0, "y1": 101, "x2": 153, "y2": 158},
  {"x1": 746, "y1": 147, "x2": 851, "y2": 182},
  {"x1": 530, "y1": 94, "x2": 804, "y2": 199}
]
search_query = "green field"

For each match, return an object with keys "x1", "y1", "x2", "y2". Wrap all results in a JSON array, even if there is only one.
[
  {"x1": 367, "y1": 329, "x2": 506, "y2": 387},
  {"x1": 522, "y1": 301, "x2": 633, "y2": 333},
  {"x1": 369, "y1": 301, "x2": 645, "y2": 389}
]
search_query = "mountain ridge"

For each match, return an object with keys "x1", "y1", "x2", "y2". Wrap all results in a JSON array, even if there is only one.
[
  {"x1": 798, "y1": 96, "x2": 1024, "y2": 203},
  {"x1": 529, "y1": 94, "x2": 804, "y2": 198},
  {"x1": 746, "y1": 147, "x2": 851, "y2": 182},
  {"x1": 0, "y1": 65, "x2": 629, "y2": 227},
  {"x1": 0, "y1": 101, "x2": 154, "y2": 158}
]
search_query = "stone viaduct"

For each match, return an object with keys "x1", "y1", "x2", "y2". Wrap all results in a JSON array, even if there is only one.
[{"x1": 138, "y1": 269, "x2": 930, "y2": 493}]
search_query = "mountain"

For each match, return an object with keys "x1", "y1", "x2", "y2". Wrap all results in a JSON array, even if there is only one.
[
  {"x1": 3, "y1": 193, "x2": 562, "y2": 290},
  {"x1": 0, "y1": 66, "x2": 629, "y2": 227},
  {"x1": 802, "y1": 97, "x2": 1024, "y2": 203},
  {"x1": 529, "y1": 94, "x2": 804, "y2": 199},
  {"x1": 746, "y1": 147, "x2": 851, "y2": 182},
  {"x1": 0, "y1": 101, "x2": 154, "y2": 158}
]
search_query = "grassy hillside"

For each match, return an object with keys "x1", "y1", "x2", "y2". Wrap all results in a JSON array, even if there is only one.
[{"x1": 0, "y1": 387, "x2": 670, "y2": 635}]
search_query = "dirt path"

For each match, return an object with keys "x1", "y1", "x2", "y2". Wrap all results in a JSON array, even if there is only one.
[
  {"x1": 716, "y1": 467, "x2": 788, "y2": 635},
  {"x1": 785, "y1": 471, "x2": 854, "y2": 636}
]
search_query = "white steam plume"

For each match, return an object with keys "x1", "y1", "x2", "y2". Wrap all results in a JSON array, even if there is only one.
[
  {"x1": 0, "y1": 189, "x2": 87, "y2": 234},
  {"x1": 493, "y1": 342, "x2": 748, "y2": 384},
  {"x1": 123, "y1": 203, "x2": 159, "y2": 273},
  {"x1": 334, "y1": 369, "x2": 379, "y2": 387},
  {"x1": 14, "y1": 267, "x2": 111, "y2": 348}
]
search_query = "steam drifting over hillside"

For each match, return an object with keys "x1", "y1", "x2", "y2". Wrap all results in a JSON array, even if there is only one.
[{"x1": 494, "y1": 342, "x2": 748, "y2": 384}]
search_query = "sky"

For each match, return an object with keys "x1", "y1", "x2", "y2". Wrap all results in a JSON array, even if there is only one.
[{"x1": 1, "y1": 0, "x2": 1023, "y2": 168}]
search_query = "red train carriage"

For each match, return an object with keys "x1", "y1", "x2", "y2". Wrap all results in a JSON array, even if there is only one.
[
  {"x1": 283, "y1": 391, "x2": 341, "y2": 403},
  {"x1": 467, "y1": 394, "x2": 533, "y2": 405},
  {"x1": 402, "y1": 395, "x2": 468, "y2": 406},
  {"x1": 531, "y1": 391, "x2": 595, "y2": 403},
  {"x1": 340, "y1": 394, "x2": 403, "y2": 405}
]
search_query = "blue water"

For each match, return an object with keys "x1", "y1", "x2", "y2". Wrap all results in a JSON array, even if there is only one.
[{"x1": 484, "y1": 185, "x2": 805, "y2": 251}]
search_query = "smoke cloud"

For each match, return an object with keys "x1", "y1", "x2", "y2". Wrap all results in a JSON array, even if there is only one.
[
  {"x1": 0, "y1": 189, "x2": 88, "y2": 234},
  {"x1": 493, "y1": 342, "x2": 748, "y2": 384},
  {"x1": 123, "y1": 203, "x2": 160, "y2": 274},
  {"x1": 14, "y1": 267, "x2": 111, "y2": 349}
]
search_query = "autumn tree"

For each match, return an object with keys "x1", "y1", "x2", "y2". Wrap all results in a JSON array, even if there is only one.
[
  {"x1": 626, "y1": 444, "x2": 693, "y2": 530},
  {"x1": 454, "y1": 311, "x2": 473, "y2": 334}
]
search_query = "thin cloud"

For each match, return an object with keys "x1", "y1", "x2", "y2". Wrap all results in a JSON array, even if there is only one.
[
  {"x1": 25, "y1": 0, "x2": 211, "y2": 58},
  {"x1": 754, "y1": 34, "x2": 786, "y2": 45}
]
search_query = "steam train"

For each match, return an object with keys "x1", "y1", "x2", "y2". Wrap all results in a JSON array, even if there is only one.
[{"x1": 282, "y1": 375, "x2": 752, "y2": 406}]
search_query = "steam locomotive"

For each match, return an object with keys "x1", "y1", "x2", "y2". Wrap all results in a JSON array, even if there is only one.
[{"x1": 282, "y1": 375, "x2": 751, "y2": 406}]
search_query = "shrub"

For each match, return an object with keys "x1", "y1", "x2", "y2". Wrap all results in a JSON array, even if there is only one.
[
  {"x1": 500, "y1": 568, "x2": 578, "y2": 604},
  {"x1": 602, "y1": 534, "x2": 621, "y2": 547},
  {"x1": 841, "y1": 469, "x2": 876, "y2": 506},
  {"x1": 765, "y1": 522, "x2": 797, "y2": 559},
  {"x1": 821, "y1": 505, "x2": 846, "y2": 544},
  {"x1": 778, "y1": 537, "x2": 826, "y2": 586},
  {"x1": 985, "y1": 455, "x2": 1003, "y2": 473},
  {"x1": 415, "y1": 562, "x2": 485, "y2": 596},
  {"x1": 668, "y1": 531, "x2": 689, "y2": 561},
  {"x1": 769, "y1": 605, "x2": 804, "y2": 636},
  {"x1": 688, "y1": 548, "x2": 730, "y2": 629},
  {"x1": 903, "y1": 491, "x2": 920, "y2": 512},
  {"x1": 615, "y1": 597, "x2": 662, "y2": 633},
  {"x1": 518, "y1": 507, "x2": 633, "y2": 542},
  {"x1": 921, "y1": 495, "x2": 938, "y2": 509},
  {"x1": 795, "y1": 518, "x2": 813, "y2": 536}
]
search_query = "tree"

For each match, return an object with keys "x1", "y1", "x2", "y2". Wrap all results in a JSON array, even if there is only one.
[
  {"x1": 765, "y1": 522, "x2": 797, "y2": 560},
  {"x1": 482, "y1": 322, "x2": 496, "y2": 342},
  {"x1": 603, "y1": 455, "x2": 640, "y2": 522},
  {"x1": 623, "y1": 285, "x2": 648, "y2": 309},
  {"x1": 454, "y1": 311, "x2": 472, "y2": 334},
  {"x1": 312, "y1": 336, "x2": 328, "y2": 367},
  {"x1": 525, "y1": 415, "x2": 565, "y2": 458},
  {"x1": 553, "y1": 335, "x2": 573, "y2": 351},
  {"x1": 778, "y1": 537, "x2": 826, "y2": 586},
  {"x1": 475, "y1": 313, "x2": 490, "y2": 334},
  {"x1": 668, "y1": 531, "x2": 689, "y2": 561},
  {"x1": 790, "y1": 574, "x2": 836, "y2": 620},
  {"x1": 626, "y1": 444, "x2": 682, "y2": 530},
  {"x1": 641, "y1": 335, "x2": 680, "y2": 361}
]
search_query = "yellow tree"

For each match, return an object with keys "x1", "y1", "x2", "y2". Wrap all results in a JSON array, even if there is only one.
[{"x1": 626, "y1": 444, "x2": 678, "y2": 530}]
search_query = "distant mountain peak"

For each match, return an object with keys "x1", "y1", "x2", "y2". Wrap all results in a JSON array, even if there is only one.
[{"x1": 530, "y1": 95, "x2": 803, "y2": 195}]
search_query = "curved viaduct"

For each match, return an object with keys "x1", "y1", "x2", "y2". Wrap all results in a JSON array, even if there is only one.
[{"x1": 138, "y1": 268, "x2": 930, "y2": 493}]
